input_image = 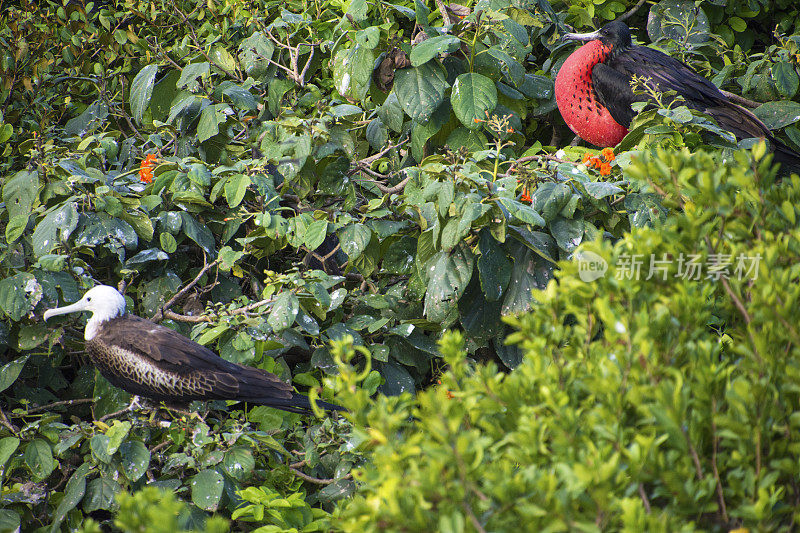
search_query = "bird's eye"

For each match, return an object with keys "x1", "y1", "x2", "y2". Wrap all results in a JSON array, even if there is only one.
[{"x1": 87, "y1": 297, "x2": 92, "y2": 301}]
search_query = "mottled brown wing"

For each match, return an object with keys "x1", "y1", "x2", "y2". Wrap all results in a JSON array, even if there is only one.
[{"x1": 99, "y1": 315, "x2": 294, "y2": 401}]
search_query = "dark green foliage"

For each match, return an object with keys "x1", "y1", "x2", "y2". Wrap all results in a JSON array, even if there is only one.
[
  {"x1": 336, "y1": 146, "x2": 800, "y2": 531},
  {"x1": 0, "y1": 0, "x2": 798, "y2": 530}
]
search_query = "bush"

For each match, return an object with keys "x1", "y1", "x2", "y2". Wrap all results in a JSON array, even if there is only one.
[{"x1": 335, "y1": 146, "x2": 800, "y2": 532}]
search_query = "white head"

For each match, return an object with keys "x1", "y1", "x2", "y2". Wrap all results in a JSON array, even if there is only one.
[{"x1": 43, "y1": 285, "x2": 127, "y2": 340}]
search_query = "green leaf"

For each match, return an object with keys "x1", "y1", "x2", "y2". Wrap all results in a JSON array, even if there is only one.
[
  {"x1": 487, "y1": 47, "x2": 524, "y2": 86},
  {"x1": 211, "y1": 45, "x2": 238, "y2": 73},
  {"x1": 0, "y1": 273, "x2": 40, "y2": 322},
  {"x1": 222, "y1": 447, "x2": 255, "y2": 481},
  {"x1": 119, "y1": 441, "x2": 150, "y2": 482},
  {"x1": 332, "y1": 45, "x2": 375, "y2": 102},
  {"x1": 501, "y1": 240, "x2": 553, "y2": 315},
  {"x1": 0, "y1": 437, "x2": 20, "y2": 469},
  {"x1": 451, "y1": 73, "x2": 498, "y2": 130},
  {"x1": 191, "y1": 469, "x2": 225, "y2": 511},
  {"x1": 459, "y1": 276, "x2": 503, "y2": 342},
  {"x1": 160, "y1": 232, "x2": 177, "y2": 253},
  {"x1": 82, "y1": 476, "x2": 120, "y2": 513},
  {"x1": 50, "y1": 462, "x2": 91, "y2": 533},
  {"x1": 498, "y1": 197, "x2": 545, "y2": 227},
  {"x1": 197, "y1": 103, "x2": 230, "y2": 142},
  {"x1": 410, "y1": 35, "x2": 462, "y2": 67},
  {"x1": 531, "y1": 182, "x2": 571, "y2": 222},
  {"x1": 305, "y1": 220, "x2": 328, "y2": 250},
  {"x1": 339, "y1": 224, "x2": 372, "y2": 259},
  {"x1": 773, "y1": 62, "x2": 799, "y2": 98},
  {"x1": 178, "y1": 62, "x2": 210, "y2": 90},
  {"x1": 25, "y1": 439, "x2": 55, "y2": 481},
  {"x1": 129, "y1": 64, "x2": 158, "y2": 124},
  {"x1": 647, "y1": 0, "x2": 709, "y2": 45},
  {"x1": 32, "y1": 202, "x2": 79, "y2": 257},
  {"x1": 754, "y1": 100, "x2": 800, "y2": 130},
  {"x1": 18, "y1": 323, "x2": 49, "y2": 350},
  {"x1": 0, "y1": 355, "x2": 29, "y2": 393},
  {"x1": 383, "y1": 235, "x2": 417, "y2": 274},
  {"x1": 225, "y1": 173, "x2": 251, "y2": 208},
  {"x1": 366, "y1": 118, "x2": 389, "y2": 150},
  {"x1": 219, "y1": 81, "x2": 258, "y2": 110},
  {"x1": 355, "y1": 26, "x2": 381, "y2": 49},
  {"x1": 0, "y1": 510, "x2": 19, "y2": 533},
  {"x1": 394, "y1": 62, "x2": 448, "y2": 123},
  {"x1": 74, "y1": 213, "x2": 138, "y2": 256},
  {"x1": 3, "y1": 170, "x2": 38, "y2": 221},
  {"x1": 584, "y1": 181, "x2": 624, "y2": 199},
  {"x1": 105, "y1": 420, "x2": 131, "y2": 455},
  {"x1": 378, "y1": 93, "x2": 404, "y2": 133},
  {"x1": 218, "y1": 246, "x2": 245, "y2": 271},
  {"x1": 520, "y1": 74, "x2": 554, "y2": 100},
  {"x1": 268, "y1": 291, "x2": 300, "y2": 331},
  {"x1": 549, "y1": 216, "x2": 584, "y2": 252},
  {"x1": 5, "y1": 215, "x2": 28, "y2": 244},
  {"x1": 180, "y1": 212, "x2": 216, "y2": 257},
  {"x1": 65, "y1": 100, "x2": 108, "y2": 136},
  {"x1": 424, "y1": 244, "x2": 474, "y2": 324},
  {"x1": 478, "y1": 229, "x2": 511, "y2": 302}
]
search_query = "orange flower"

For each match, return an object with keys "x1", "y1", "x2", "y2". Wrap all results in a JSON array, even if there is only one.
[
  {"x1": 507, "y1": 127, "x2": 514, "y2": 133},
  {"x1": 139, "y1": 166, "x2": 153, "y2": 183},
  {"x1": 601, "y1": 148, "x2": 615, "y2": 161},
  {"x1": 599, "y1": 162, "x2": 612, "y2": 175},
  {"x1": 139, "y1": 154, "x2": 158, "y2": 183},
  {"x1": 582, "y1": 153, "x2": 592, "y2": 164},
  {"x1": 520, "y1": 185, "x2": 532, "y2": 203}
]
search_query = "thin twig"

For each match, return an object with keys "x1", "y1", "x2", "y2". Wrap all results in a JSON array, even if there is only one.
[
  {"x1": 358, "y1": 139, "x2": 408, "y2": 166},
  {"x1": 638, "y1": 483, "x2": 651, "y2": 513},
  {"x1": 364, "y1": 173, "x2": 411, "y2": 195},
  {"x1": 0, "y1": 406, "x2": 18, "y2": 433},
  {"x1": 150, "y1": 440, "x2": 171, "y2": 454},
  {"x1": 152, "y1": 253, "x2": 220, "y2": 322},
  {"x1": 681, "y1": 426, "x2": 704, "y2": 480},
  {"x1": 711, "y1": 399, "x2": 729, "y2": 523},
  {"x1": 721, "y1": 90, "x2": 760, "y2": 109},
  {"x1": 163, "y1": 296, "x2": 278, "y2": 323},
  {"x1": 618, "y1": 0, "x2": 647, "y2": 22},
  {"x1": 18, "y1": 398, "x2": 94, "y2": 416},
  {"x1": 290, "y1": 467, "x2": 350, "y2": 485}
]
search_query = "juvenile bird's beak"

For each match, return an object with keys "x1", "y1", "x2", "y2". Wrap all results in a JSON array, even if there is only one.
[
  {"x1": 44, "y1": 301, "x2": 87, "y2": 321},
  {"x1": 562, "y1": 30, "x2": 601, "y2": 42}
]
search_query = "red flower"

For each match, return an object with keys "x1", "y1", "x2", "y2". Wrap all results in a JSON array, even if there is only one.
[{"x1": 139, "y1": 154, "x2": 158, "y2": 183}]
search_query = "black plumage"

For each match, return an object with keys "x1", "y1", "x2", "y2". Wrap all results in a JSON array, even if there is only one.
[
  {"x1": 44, "y1": 286, "x2": 343, "y2": 415},
  {"x1": 558, "y1": 21, "x2": 800, "y2": 170}
]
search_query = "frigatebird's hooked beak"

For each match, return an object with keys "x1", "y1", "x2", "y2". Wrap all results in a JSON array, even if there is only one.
[
  {"x1": 43, "y1": 300, "x2": 90, "y2": 321},
  {"x1": 561, "y1": 29, "x2": 602, "y2": 42}
]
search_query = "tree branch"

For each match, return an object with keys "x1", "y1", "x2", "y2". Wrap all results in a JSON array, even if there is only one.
[{"x1": 152, "y1": 253, "x2": 220, "y2": 322}]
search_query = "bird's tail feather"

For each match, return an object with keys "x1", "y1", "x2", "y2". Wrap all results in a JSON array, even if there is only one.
[
  {"x1": 252, "y1": 394, "x2": 347, "y2": 415},
  {"x1": 772, "y1": 140, "x2": 800, "y2": 176}
]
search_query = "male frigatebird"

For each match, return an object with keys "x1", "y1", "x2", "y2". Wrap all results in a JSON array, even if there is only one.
[
  {"x1": 44, "y1": 285, "x2": 343, "y2": 414},
  {"x1": 555, "y1": 21, "x2": 800, "y2": 170}
]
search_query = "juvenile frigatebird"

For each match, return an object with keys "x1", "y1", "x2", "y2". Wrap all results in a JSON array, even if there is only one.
[
  {"x1": 555, "y1": 21, "x2": 800, "y2": 170},
  {"x1": 43, "y1": 285, "x2": 343, "y2": 415}
]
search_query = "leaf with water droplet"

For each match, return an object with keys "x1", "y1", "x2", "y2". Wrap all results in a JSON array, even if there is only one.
[
  {"x1": 119, "y1": 441, "x2": 150, "y2": 482},
  {"x1": 191, "y1": 469, "x2": 225, "y2": 511}
]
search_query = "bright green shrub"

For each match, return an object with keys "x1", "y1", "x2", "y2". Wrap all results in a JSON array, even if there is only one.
[
  {"x1": 79, "y1": 487, "x2": 229, "y2": 533},
  {"x1": 334, "y1": 147, "x2": 800, "y2": 532}
]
